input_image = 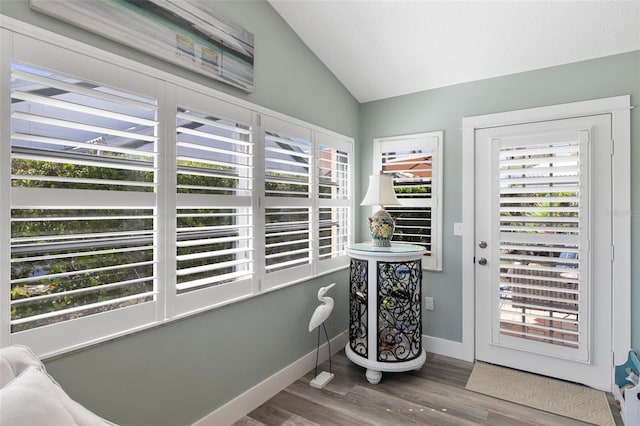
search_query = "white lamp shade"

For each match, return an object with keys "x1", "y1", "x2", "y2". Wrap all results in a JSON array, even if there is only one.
[{"x1": 360, "y1": 173, "x2": 400, "y2": 206}]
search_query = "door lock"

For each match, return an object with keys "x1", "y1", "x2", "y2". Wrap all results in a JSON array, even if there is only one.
[
  {"x1": 478, "y1": 258, "x2": 487, "y2": 265},
  {"x1": 478, "y1": 241, "x2": 487, "y2": 249}
]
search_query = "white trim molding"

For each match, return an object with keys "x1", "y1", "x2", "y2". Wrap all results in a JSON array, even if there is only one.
[{"x1": 423, "y1": 335, "x2": 464, "y2": 360}]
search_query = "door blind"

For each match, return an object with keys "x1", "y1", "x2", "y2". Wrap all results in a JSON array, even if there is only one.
[
  {"x1": 10, "y1": 62, "x2": 158, "y2": 332},
  {"x1": 498, "y1": 136, "x2": 586, "y2": 349}
]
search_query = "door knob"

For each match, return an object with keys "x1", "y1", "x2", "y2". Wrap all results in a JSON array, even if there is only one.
[
  {"x1": 478, "y1": 241, "x2": 487, "y2": 249},
  {"x1": 478, "y1": 258, "x2": 487, "y2": 265}
]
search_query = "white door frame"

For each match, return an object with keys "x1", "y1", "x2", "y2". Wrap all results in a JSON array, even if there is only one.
[{"x1": 461, "y1": 96, "x2": 631, "y2": 373}]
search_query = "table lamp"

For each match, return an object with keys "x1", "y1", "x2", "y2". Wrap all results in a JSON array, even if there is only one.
[{"x1": 361, "y1": 171, "x2": 400, "y2": 247}]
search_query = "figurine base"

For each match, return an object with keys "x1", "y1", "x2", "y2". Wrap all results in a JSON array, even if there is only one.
[{"x1": 309, "y1": 371, "x2": 334, "y2": 389}]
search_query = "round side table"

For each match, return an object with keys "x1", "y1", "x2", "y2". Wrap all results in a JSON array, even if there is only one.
[{"x1": 346, "y1": 242, "x2": 426, "y2": 384}]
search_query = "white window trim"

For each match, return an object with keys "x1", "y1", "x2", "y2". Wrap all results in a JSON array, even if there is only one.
[
  {"x1": 372, "y1": 131, "x2": 443, "y2": 271},
  {"x1": 0, "y1": 17, "x2": 355, "y2": 357}
]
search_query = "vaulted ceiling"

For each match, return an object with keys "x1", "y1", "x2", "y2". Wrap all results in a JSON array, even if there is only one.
[{"x1": 269, "y1": 0, "x2": 640, "y2": 103}]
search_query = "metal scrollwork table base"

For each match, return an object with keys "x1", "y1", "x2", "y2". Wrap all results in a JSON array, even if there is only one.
[{"x1": 346, "y1": 242, "x2": 426, "y2": 384}]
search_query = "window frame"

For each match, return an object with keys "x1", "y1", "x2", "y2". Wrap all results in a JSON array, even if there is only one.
[
  {"x1": 0, "y1": 22, "x2": 354, "y2": 356},
  {"x1": 372, "y1": 131, "x2": 443, "y2": 271}
]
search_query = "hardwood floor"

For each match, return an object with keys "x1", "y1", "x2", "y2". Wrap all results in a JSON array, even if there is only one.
[{"x1": 234, "y1": 350, "x2": 623, "y2": 426}]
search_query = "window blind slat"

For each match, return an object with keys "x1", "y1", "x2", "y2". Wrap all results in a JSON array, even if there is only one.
[
  {"x1": 265, "y1": 135, "x2": 310, "y2": 149},
  {"x1": 11, "y1": 260, "x2": 156, "y2": 285},
  {"x1": 176, "y1": 271, "x2": 252, "y2": 291},
  {"x1": 265, "y1": 257, "x2": 309, "y2": 271},
  {"x1": 177, "y1": 246, "x2": 251, "y2": 262},
  {"x1": 11, "y1": 133, "x2": 159, "y2": 158},
  {"x1": 12, "y1": 111, "x2": 157, "y2": 142},
  {"x1": 176, "y1": 111, "x2": 251, "y2": 135},
  {"x1": 10, "y1": 292, "x2": 155, "y2": 326},
  {"x1": 177, "y1": 129, "x2": 253, "y2": 149},
  {"x1": 177, "y1": 258, "x2": 251, "y2": 276},
  {"x1": 12, "y1": 69, "x2": 158, "y2": 111},
  {"x1": 12, "y1": 153, "x2": 155, "y2": 175},
  {"x1": 10, "y1": 277, "x2": 153, "y2": 306},
  {"x1": 176, "y1": 235, "x2": 251, "y2": 248},
  {"x1": 176, "y1": 140, "x2": 252, "y2": 159},
  {"x1": 12, "y1": 91, "x2": 157, "y2": 126}
]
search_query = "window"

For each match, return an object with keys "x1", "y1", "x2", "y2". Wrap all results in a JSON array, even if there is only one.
[
  {"x1": 6, "y1": 48, "x2": 161, "y2": 353},
  {"x1": 2, "y1": 30, "x2": 353, "y2": 355},
  {"x1": 317, "y1": 132, "x2": 352, "y2": 272},
  {"x1": 372, "y1": 132, "x2": 443, "y2": 270},
  {"x1": 172, "y1": 88, "x2": 256, "y2": 315},
  {"x1": 263, "y1": 116, "x2": 313, "y2": 287},
  {"x1": 261, "y1": 117, "x2": 353, "y2": 289}
]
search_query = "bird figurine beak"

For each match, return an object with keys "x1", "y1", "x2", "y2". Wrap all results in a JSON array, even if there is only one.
[{"x1": 318, "y1": 282, "x2": 336, "y2": 299}]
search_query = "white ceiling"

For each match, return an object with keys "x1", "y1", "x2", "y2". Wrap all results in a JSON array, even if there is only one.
[{"x1": 268, "y1": 0, "x2": 640, "y2": 103}]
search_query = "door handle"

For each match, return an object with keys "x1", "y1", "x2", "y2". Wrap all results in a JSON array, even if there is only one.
[{"x1": 478, "y1": 258, "x2": 487, "y2": 265}]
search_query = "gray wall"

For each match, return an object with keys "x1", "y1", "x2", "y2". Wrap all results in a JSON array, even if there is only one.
[
  {"x1": 359, "y1": 50, "x2": 640, "y2": 349},
  {"x1": 0, "y1": 0, "x2": 359, "y2": 136},
  {"x1": 45, "y1": 272, "x2": 349, "y2": 426},
  {"x1": 1, "y1": 1, "x2": 358, "y2": 425},
  {"x1": 2, "y1": 0, "x2": 639, "y2": 424}
]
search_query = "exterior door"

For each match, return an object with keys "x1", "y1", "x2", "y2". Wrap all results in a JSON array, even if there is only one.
[{"x1": 475, "y1": 114, "x2": 613, "y2": 390}]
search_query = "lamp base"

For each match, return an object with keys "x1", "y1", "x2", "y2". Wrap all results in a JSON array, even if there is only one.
[
  {"x1": 368, "y1": 209, "x2": 395, "y2": 248},
  {"x1": 371, "y1": 239, "x2": 392, "y2": 248}
]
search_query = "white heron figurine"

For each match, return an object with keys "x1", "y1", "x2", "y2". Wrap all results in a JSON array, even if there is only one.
[{"x1": 308, "y1": 283, "x2": 336, "y2": 389}]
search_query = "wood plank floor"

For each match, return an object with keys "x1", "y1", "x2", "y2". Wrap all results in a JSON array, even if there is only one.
[{"x1": 234, "y1": 350, "x2": 623, "y2": 426}]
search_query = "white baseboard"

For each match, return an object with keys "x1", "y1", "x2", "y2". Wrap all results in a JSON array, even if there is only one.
[
  {"x1": 193, "y1": 333, "x2": 461, "y2": 426},
  {"x1": 422, "y1": 335, "x2": 464, "y2": 360},
  {"x1": 194, "y1": 331, "x2": 348, "y2": 426}
]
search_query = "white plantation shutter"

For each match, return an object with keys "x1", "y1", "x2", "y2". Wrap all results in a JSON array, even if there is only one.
[
  {"x1": 3, "y1": 30, "x2": 354, "y2": 356},
  {"x1": 317, "y1": 132, "x2": 352, "y2": 272},
  {"x1": 497, "y1": 133, "x2": 588, "y2": 351},
  {"x1": 373, "y1": 132, "x2": 442, "y2": 270},
  {"x1": 263, "y1": 116, "x2": 313, "y2": 287},
  {"x1": 172, "y1": 90, "x2": 255, "y2": 313},
  {"x1": 9, "y1": 60, "x2": 159, "y2": 348}
]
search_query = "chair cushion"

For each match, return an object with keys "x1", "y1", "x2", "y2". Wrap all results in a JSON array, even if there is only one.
[
  {"x1": 0, "y1": 344, "x2": 43, "y2": 388},
  {"x1": 1, "y1": 366, "x2": 77, "y2": 425},
  {"x1": 0, "y1": 345, "x2": 117, "y2": 425}
]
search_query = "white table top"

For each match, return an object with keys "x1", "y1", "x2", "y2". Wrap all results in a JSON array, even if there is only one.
[{"x1": 348, "y1": 242, "x2": 426, "y2": 254}]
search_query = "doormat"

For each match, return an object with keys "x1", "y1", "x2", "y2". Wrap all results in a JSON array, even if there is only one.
[{"x1": 465, "y1": 362, "x2": 615, "y2": 426}]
